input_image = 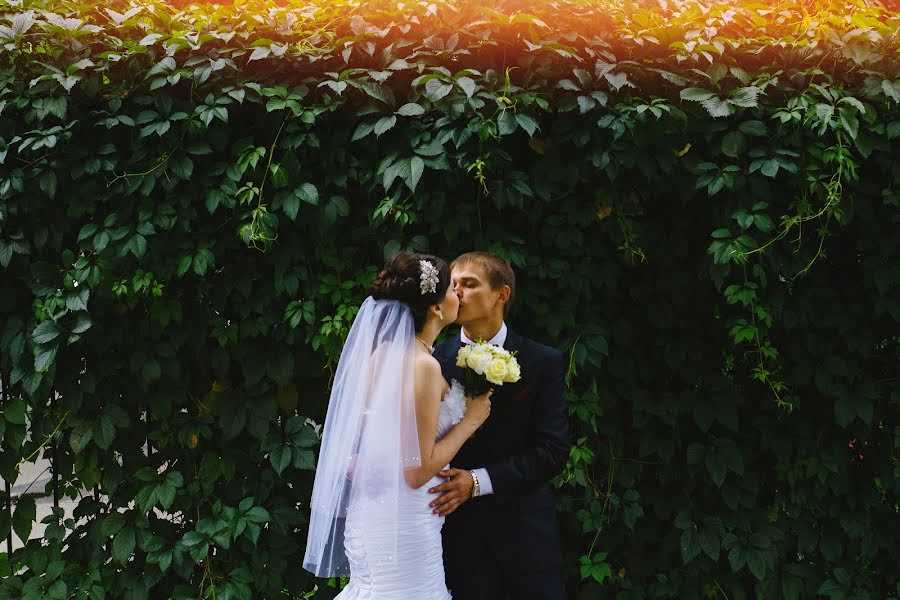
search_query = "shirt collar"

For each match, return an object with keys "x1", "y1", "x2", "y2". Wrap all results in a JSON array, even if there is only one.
[{"x1": 460, "y1": 322, "x2": 508, "y2": 348}]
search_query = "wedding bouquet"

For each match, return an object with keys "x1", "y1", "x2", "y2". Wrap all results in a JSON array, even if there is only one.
[{"x1": 456, "y1": 341, "x2": 521, "y2": 396}]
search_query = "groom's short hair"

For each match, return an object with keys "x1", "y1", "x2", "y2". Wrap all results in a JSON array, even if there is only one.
[{"x1": 451, "y1": 252, "x2": 516, "y2": 316}]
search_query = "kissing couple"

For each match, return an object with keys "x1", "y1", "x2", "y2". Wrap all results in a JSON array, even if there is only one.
[{"x1": 304, "y1": 251, "x2": 569, "y2": 599}]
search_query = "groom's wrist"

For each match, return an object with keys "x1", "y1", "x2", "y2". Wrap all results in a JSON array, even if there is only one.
[{"x1": 468, "y1": 470, "x2": 480, "y2": 498}]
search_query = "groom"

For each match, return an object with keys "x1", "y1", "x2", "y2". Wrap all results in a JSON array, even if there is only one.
[{"x1": 430, "y1": 252, "x2": 570, "y2": 599}]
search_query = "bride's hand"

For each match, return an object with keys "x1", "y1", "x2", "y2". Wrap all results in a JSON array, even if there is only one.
[{"x1": 463, "y1": 389, "x2": 492, "y2": 429}]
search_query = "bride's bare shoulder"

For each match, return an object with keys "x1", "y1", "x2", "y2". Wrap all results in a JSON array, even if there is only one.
[
  {"x1": 413, "y1": 353, "x2": 441, "y2": 376},
  {"x1": 414, "y1": 354, "x2": 448, "y2": 392}
]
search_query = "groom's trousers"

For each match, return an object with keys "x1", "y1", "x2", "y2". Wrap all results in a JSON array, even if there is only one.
[{"x1": 443, "y1": 506, "x2": 565, "y2": 600}]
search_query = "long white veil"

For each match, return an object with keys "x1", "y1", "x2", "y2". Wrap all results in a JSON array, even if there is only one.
[{"x1": 303, "y1": 296, "x2": 421, "y2": 577}]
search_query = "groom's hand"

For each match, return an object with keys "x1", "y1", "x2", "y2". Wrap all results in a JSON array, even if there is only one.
[{"x1": 428, "y1": 468, "x2": 474, "y2": 516}]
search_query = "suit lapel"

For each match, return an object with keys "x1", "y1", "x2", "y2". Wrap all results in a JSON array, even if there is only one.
[
  {"x1": 503, "y1": 328, "x2": 524, "y2": 354},
  {"x1": 436, "y1": 337, "x2": 465, "y2": 384}
]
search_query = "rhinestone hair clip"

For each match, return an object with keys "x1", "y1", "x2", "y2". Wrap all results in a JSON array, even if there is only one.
[{"x1": 419, "y1": 260, "x2": 439, "y2": 295}]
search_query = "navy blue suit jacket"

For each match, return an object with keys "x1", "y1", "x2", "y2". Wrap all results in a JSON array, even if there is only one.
[{"x1": 434, "y1": 328, "x2": 570, "y2": 570}]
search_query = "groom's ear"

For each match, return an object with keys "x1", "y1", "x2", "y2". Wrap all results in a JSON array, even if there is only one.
[{"x1": 496, "y1": 284, "x2": 511, "y2": 306}]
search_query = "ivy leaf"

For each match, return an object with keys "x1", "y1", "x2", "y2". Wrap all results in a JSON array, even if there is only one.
[
  {"x1": 739, "y1": 120, "x2": 767, "y2": 136},
  {"x1": 94, "y1": 413, "x2": 117, "y2": 449},
  {"x1": 881, "y1": 79, "x2": 900, "y2": 103},
  {"x1": 249, "y1": 47, "x2": 271, "y2": 62},
  {"x1": 139, "y1": 33, "x2": 164, "y2": 46},
  {"x1": 577, "y1": 95, "x2": 596, "y2": 114},
  {"x1": 425, "y1": 79, "x2": 452, "y2": 102},
  {"x1": 169, "y1": 152, "x2": 193, "y2": 180},
  {"x1": 66, "y1": 288, "x2": 90, "y2": 312},
  {"x1": 721, "y1": 131, "x2": 746, "y2": 158},
  {"x1": 296, "y1": 183, "x2": 319, "y2": 206},
  {"x1": 101, "y1": 513, "x2": 126, "y2": 538},
  {"x1": 292, "y1": 426, "x2": 319, "y2": 448},
  {"x1": 886, "y1": 122, "x2": 900, "y2": 141},
  {"x1": 407, "y1": 156, "x2": 425, "y2": 192},
  {"x1": 701, "y1": 96, "x2": 733, "y2": 118},
  {"x1": 730, "y1": 65, "x2": 752, "y2": 85},
  {"x1": 839, "y1": 108, "x2": 859, "y2": 140},
  {"x1": 184, "y1": 141, "x2": 213, "y2": 155},
  {"x1": 396, "y1": 103, "x2": 425, "y2": 116},
  {"x1": 746, "y1": 549, "x2": 767, "y2": 579},
  {"x1": 270, "y1": 445, "x2": 291, "y2": 475},
  {"x1": 127, "y1": 234, "x2": 148, "y2": 258},
  {"x1": 157, "y1": 479, "x2": 177, "y2": 510},
  {"x1": 293, "y1": 449, "x2": 315, "y2": 470},
  {"x1": 728, "y1": 545, "x2": 746, "y2": 572},
  {"x1": 177, "y1": 255, "x2": 193, "y2": 277},
  {"x1": 705, "y1": 452, "x2": 728, "y2": 487},
  {"x1": 281, "y1": 192, "x2": 300, "y2": 221},
  {"x1": 32, "y1": 320, "x2": 61, "y2": 345},
  {"x1": 760, "y1": 159, "x2": 780, "y2": 178},
  {"x1": 815, "y1": 104, "x2": 834, "y2": 135},
  {"x1": 193, "y1": 249, "x2": 214, "y2": 276},
  {"x1": 680, "y1": 528, "x2": 702, "y2": 563},
  {"x1": 221, "y1": 405, "x2": 247, "y2": 439},
  {"x1": 782, "y1": 574, "x2": 804, "y2": 600},
  {"x1": 374, "y1": 115, "x2": 397, "y2": 137},
  {"x1": 39, "y1": 171, "x2": 57, "y2": 198},
  {"x1": 3, "y1": 398, "x2": 27, "y2": 425},
  {"x1": 456, "y1": 76, "x2": 476, "y2": 99},
  {"x1": 497, "y1": 111, "x2": 518, "y2": 136},
  {"x1": 680, "y1": 87, "x2": 716, "y2": 101},
  {"x1": 12, "y1": 497, "x2": 36, "y2": 545},
  {"x1": 34, "y1": 342, "x2": 59, "y2": 372},
  {"x1": 729, "y1": 86, "x2": 760, "y2": 108},
  {"x1": 554, "y1": 78, "x2": 579, "y2": 91},
  {"x1": 112, "y1": 526, "x2": 136, "y2": 565},
  {"x1": 699, "y1": 528, "x2": 721, "y2": 560},
  {"x1": 0, "y1": 242, "x2": 13, "y2": 268},
  {"x1": 604, "y1": 72, "x2": 631, "y2": 91},
  {"x1": 686, "y1": 442, "x2": 705, "y2": 465},
  {"x1": 515, "y1": 114, "x2": 539, "y2": 137},
  {"x1": 351, "y1": 120, "x2": 376, "y2": 141},
  {"x1": 245, "y1": 507, "x2": 270, "y2": 524}
]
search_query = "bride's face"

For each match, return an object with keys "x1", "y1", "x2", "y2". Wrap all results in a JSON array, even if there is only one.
[{"x1": 438, "y1": 281, "x2": 460, "y2": 323}]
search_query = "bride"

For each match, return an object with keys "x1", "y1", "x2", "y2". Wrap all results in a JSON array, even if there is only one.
[{"x1": 303, "y1": 252, "x2": 492, "y2": 599}]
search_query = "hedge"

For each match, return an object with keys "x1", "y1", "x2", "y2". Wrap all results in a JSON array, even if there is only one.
[{"x1": 0, "y1": 0, "x2": 898, "y2": 598}]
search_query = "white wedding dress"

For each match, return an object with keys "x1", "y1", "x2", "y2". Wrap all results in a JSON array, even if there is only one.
[{"x1": 336, "y1": 379, "x2": 466, "y2": 600}]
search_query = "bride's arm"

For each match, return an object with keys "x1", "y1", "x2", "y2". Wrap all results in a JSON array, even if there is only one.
[{"x1": 404, "y1": 358, "x2": 490, "y2": 489}]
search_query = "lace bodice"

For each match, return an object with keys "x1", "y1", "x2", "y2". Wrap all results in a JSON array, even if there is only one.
[{"x1": 436, "y1": 379, "x2": 466, "y2": 440}]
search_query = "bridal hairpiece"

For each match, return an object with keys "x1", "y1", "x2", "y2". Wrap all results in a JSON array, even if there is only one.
[{"x1": 419, "y1": 260, "x2": 439, "y2": 295}]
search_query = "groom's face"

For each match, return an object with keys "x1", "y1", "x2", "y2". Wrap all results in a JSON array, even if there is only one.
[{"x1": 451, "y1": 263, "x2": 504, "y2": 325}]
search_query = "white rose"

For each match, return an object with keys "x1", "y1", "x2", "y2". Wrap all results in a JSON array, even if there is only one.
[
  {"x1": 492, "y1": 347, "x2": 512, "y2": 361},
  {"x1": 486, "y1": 358, "x2": 509, "y2": 386},
  {"x1": 466, "y1": 348, "x2": 489, "y2": 374},
  {"x1": 476, "y1": 353, "x2": 493, "y2": 376}
]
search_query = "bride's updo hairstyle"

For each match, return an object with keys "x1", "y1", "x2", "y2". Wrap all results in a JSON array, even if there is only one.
[{"x1": 369, "y1": 252, "x2": 450, "y2": 331}]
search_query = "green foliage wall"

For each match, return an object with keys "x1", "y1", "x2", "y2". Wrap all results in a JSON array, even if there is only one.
[{"x1": 0, "y1": 0, "x2": 898, "y2": 599}]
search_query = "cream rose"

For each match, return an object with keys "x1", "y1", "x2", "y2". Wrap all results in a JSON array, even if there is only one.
[
  {"x1": 486, "y1": 358, "x2": 509, "y2": 385},
  {"x1": 505, "y1": 359, "x2": 521, "y2": 383},
  {"x1": 456, "y1": 345, "x2": 472, "y2": 368}
]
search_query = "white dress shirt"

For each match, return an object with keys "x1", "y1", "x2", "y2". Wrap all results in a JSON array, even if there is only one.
[{"x1": 459, "y1": 323, "x2": 507, "y2": 497}]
